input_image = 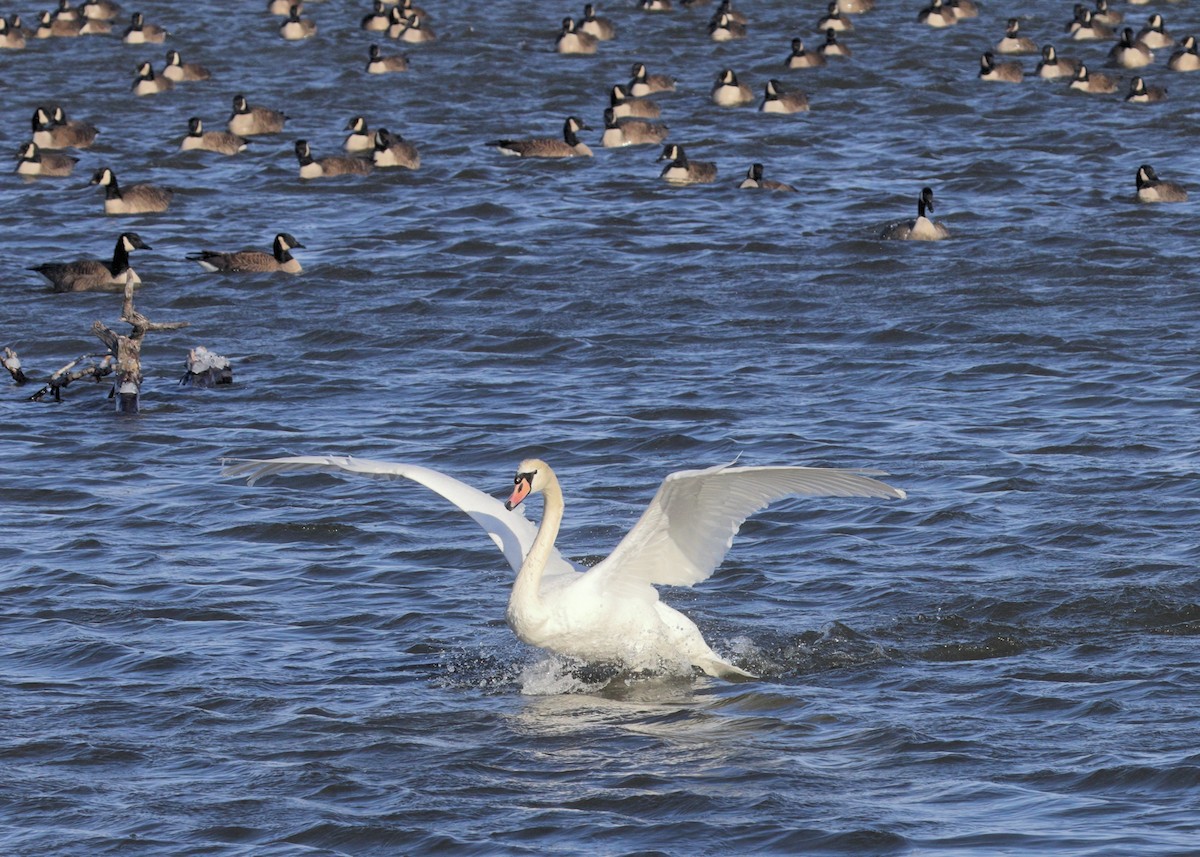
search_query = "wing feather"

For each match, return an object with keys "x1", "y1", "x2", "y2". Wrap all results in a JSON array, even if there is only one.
[
  {"x1": 588, "y1": 463, "x2": 905, "y2": 588},
  {"x1": 222, "y1": 456, "x2": 584, "y2": 579}
]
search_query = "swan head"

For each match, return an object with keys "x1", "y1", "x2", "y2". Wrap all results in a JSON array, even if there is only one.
[{"x1": 505, "y1": 458, "x2": 551, "y2": 510}]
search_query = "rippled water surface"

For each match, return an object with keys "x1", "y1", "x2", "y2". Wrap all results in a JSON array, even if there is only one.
[{"x1": 3, "y1": 0, "x2": 1200, "y2": 854}]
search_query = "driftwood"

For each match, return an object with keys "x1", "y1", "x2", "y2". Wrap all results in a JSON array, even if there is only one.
[
  {"x1": 2, "y1": 347, "x2": 28, "y2": 385},
  {"x1": 179, "y1": 346, "x2": 233, "y2": 388},
  {"x1": 28, "y1": 352, "x2": 115, "y2": 402},
  {"x1": 89, "y1": 279, "x2": 188, "y2": 413}
]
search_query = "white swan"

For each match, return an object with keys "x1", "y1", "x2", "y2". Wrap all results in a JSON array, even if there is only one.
[{"x1": 223, "y1": 456, "x2": 906, "y2": 680}]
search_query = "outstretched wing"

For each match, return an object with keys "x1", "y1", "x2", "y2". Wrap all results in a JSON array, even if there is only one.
[
  {"x1": 588, "y1": 462, "x2": 905, "y2": 589},
  {"x1": 222, "y1": 455, "x2": 585, "y2": 579}
]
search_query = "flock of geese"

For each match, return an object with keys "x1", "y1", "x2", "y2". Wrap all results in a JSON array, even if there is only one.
[{"x1": 8, "y1": 0, "x2": 1195, "y2": 293}]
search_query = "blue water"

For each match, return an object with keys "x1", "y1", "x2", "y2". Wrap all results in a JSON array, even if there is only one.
[{"x1": 3, "y1": 0, "x2": 1200, "y2": 854}]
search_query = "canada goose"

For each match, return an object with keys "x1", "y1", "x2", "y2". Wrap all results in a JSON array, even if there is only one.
[
  {"x1": 1125, "y1": 76, "x2": 1167, "y2": 103},
  {"x1": 580, "y1": 4, "x2": 615, "y2": 39},
  {"x1": 188, "y1": 233, "x2": 303, "y2": 274},
  {"x1": 180, "y1": 117, "x2": 247, "y2": 155},
  {"x1": 16, "y1": 142, "x2": 77, "y2": 177},
  {"x1": 817, "y1": 28, "x2": 851, "y2": 57},
  {"x1": 638, "y1": 0, "x2": 672, "y2": 12},
  {"x1": 0, "y1": 16, "x2": 27, "y2": 48},
  {"x1": 77, "y1": 15, "x2": 111, "y2": 34},
  {"x1": 295, "y1": 140, "x2": 374, "y2": 178},
  {"x1": 162, "y1": 50, "x2": 211, "y2": 81},
  {"x1": 36, "y1": 11, "x2": 82, "y2": 37},
  {"x1": 738, "y1": 163, "x2": 796, "y2": 192},
  {"x1": 709, "y1": 12, "x2": 746, "y2": 41},
  {"x1": 837, "y1": 0, "x2": 873, "y2": 11},
  {"x1": 600, "y1": 107, "x2": 668, "y2": 147},
  {"x1": 1035, "y1": 45, "x2": 1078, "y2": 79},
  {"x1": 628, "y1": 62, "x2": 675, "y2": 95},
  {"x1": 711, "y1": 0, "x2": 746, "y2": 24},
  {"x1": 362, "y1": 0, "x2": 390, "y2": 31},
  {"x1": 917, "y1": 0, "x2": 956, "y2": 28},
  {"x1": 1092, "y1": 0, "x2": 1121, "y2": 27},
  {"x1": 389, "y1": 10, "x2": 435, "y2": 42},
  {"x1": 996, "y1": 19, "x2": 1038, "y2": 54},
  {"x1": 1069, "y1": 10, "x2": 1112, "y2": 41},
  {"x1": 785, "y1": 38, "x2": 825, "y2": 68},
  {"x1": 132, "y1": 61, "x2": 173, "y2": 96},
  {"x1": 610, "y1": 84, "x2": 661, "y2": 119},
  {"x1": 1135, "y1": 164, "x2": 1187, "y2": 202},
  {"x1": 1069, "y1": 62, "x2": 1117, "y2": 94},
  {"x1": 367, "y1": 43, "x2": 408, "y2": 73},
  {"x1": 228, "y1": 95, "x2": 287, "y2": 136},
  {"x1": 1108, "y1": 28, "x2": 1154, "y2": 68},
  {"x1": 344, "y1": 116, "x2": 373, "y2": 153},
  {"x1": 122, "y1": 11, "x2": 167, "y2": 43},
  {"x1": 658, "y1": 144, "x2": 717, "y2": 185},
  {"x1": 90, "y1": 167, "x2": 173, "y2": 215},
  {"x1": 817, "y1": 2, "x2": 851, "y2": 32},
  {"x1": 556, "y1": 17, "x2": 597, "y2": 54},
  {"x1": 398, "y1": 0, "x2": 429, "y2": 21},
  {"x1": 944, "y1": 0, "x2": 978, "y2": 19},
  {"x1": 280, "y1": 5, "x2": 316, "y2": 39},
  {"x1": 31, "y1": 232, "x2": 150, "y2": 292},
  {"x1": 711, "y1": 68, "x2": 753, "y2": 107},
  {"x1": 488, "y1": 116, "x2": 593, "y2": 158},
  {"x1": 267, "y1": 0, "x2": 297, "y2": 15},
  {"x1": 979, "y1": 51, "x2": 1023, "y2": 82},
  {"x1": 52, "y1": 0, "x2": 78, "y2": 20},
  {"x1": 372, "y1": 128, "x2": 421, "y2": 169},
  {"x1": 880, "y1": 187, "x2": 950, "y2": 241},
  {"x1": 1136, "y1": 14, "x2": 1173, "y2": 49},
  {"x1": 80, "y1": 0, "x2": 121, "y2": 21},
  {"x1": 759, "y1": 79, "x2": 809, "y2": 114},
  {"x1": 31, "y1": 106, "x2": 97, "y2": 149},
  {"x1": 1168, "y1": 36, "x2": 1200, "y2": 72}
]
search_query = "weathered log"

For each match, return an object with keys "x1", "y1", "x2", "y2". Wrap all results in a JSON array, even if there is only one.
[
  {"x1": 90, "y1": 278, "x2": 188, "y2": 413},
  {"x1": 2, "y1": 347, "x2": 28, "y2": 385},
  {"x1": 28, "y1": 352, "x2": 114, "y2": 402}
]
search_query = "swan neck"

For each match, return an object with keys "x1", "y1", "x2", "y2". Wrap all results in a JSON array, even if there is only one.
[{"x1": 509, "y1": 476, "x2": 564, "y2": 616}]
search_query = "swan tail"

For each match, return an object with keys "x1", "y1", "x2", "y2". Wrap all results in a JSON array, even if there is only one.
[{"x1": 696, "y1": 656, "x2": 758, "y2": 681}]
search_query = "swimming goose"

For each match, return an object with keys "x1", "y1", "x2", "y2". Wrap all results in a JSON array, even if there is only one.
[
  {"x1": 1109, "y1": 27, "x2": 1153, "y2": 68},
  {"x1": 1168, "y1": 36, "x2": 1200, "y2": 72},
  {"x1": 1069, "y1": 10, "x2": 1112, "y2": 41},
  {"x1": 709, "y1": 12, "x2": 746, "y2": 41},
  {"x1": 367, "y1": 43, "x2": 408, "y2": 73},
  {"x1": 881, "y1": 187, "x2": 950, "y2": 241},
  {"x1": 600, "y1": 107, "x2": 668, "y2": 147},
  {"x1": 80, "y1": 0, "x2": 121, "y2": 21},
  {"x1": 658, "y1": 144, "x2": 717, "y2": 184},
  {"x1": 1135, "y1": 164, "x2": 1187, "y2": 202},
  {"x1": 223, "y1": 457, "x2": 904, "y2": 680},
  {"x1": 36, "y1": 11, "x2": 82, "y2": 37},
  {"x1": 180, "y1": 117, "x2": 247, "y2": 155},
  {"x1": 945, "y1": 0, "x2": 978, "y2": 19},
  {"x1": 580, "y1": 4, "x2": 615, "y2": 40},
  {"x1": 162, "y1": 50, "x2": 211, "y2": 81},
  {"x1": 712, "y1": 0, "x2": 747, "y2": 24},
  {"x1": 1125, "y1": 76, "x2": 1167, "y2": 103},
  {"x1": 0, "y1": 16, "x2": 26, "y2": 48},
  {"x1": 122, "y1": 11, "x2": 167, "y2": 43},
  {"x1": 738, "y1": 162, "x2": 796, "y2": 191},
  {"x1": 1035, "y1": 45, "x2": 1078, "y2": 79},
  {"x1": 76, "y1": 14, "x2": 111, "y2": 34},
  {"x1": 610, "y1": 84, "x2": 661, "y2": 118},
  {"x1": 132, "y1": 61, "x2": 173, "y2": 96},
  {"x1": 31, "y1": 232, "x2": 150, "y2": 292},
  {"x1": 918, "y1": 0, "x2": 956, "y2": 28},
  {"x1": 711, "y1": 68, "x2": 753, "y2": 106},
  {"x1": 488, "y1": 116, "x2": 593, "y2": 158},
  {"x1": 90, "y1": 167, "x2": 173, "y2": 215},
  {"x1": 837, "y1": 0, "x2": 873, "y2": 11},
  {"x1": 52, "y1": 0, "x2": 79, "y2": 20},
  {"x1": 16, "y1": 142, "x2": 77, "y2": 177},
  {"x1": 759, "y1": 79, "x2": 808, "y2": 113},
  {"x1": 267, "y1": 0, "x2": 296, "y2": 15},
  {"x1": 295, "y1": 140, "x2": 373, "y2": 178},
  {"x1": 344, "y1": 116, "x2": 373, "y2": 153},
  {"x1": 996, "y1": 18, "x2": 1038, "y2": 54},
  {"x1": 817, "y1": 2, "x2": 851, "y2": 32},
  {"x1": 639, "y1": 0, "x2": 673, "y2": 12},
  {"x1": 817, "y1": 28, "x2": 851, "y2": 57},
  {"x1": 785, "y1": 38, "x2": 825, "y2": 68},
  {"x1": 979, "y1": 51, "x2": 1023, "y2": 82},
  {"x1": 1092, "y1": 0, "x2": 1121, "y2": 27},
  {"x1": 556, "y1": 17, "x2": 598, "y2": 54},
  {"x1": 362, "y1": 0, "x2": 390, "y2": 31},
  {"x1": 372, "y1": 128, "x2": 421, "y2": 169},
  {"x1": 1069, "y1": 62, "x2": 1117, "y2": 93},
  {"x1": 389, "y1": 11, "x2": 435, "y2": 42},
  {"x1": 32, "y1": 106, "x2": 98, "y2": 148},
  {"x1": 628, "y1": 62, "x2": 676, "y2": 95},
  {"x1": 280, "y1": 5, "x2": 316, "y2": 39},
  {"x1": 228, "y1": 95, "x2": 287, "y2": 136},
  {"x1": 187, "y1": 233, "x2": 303, "y2": 273},
  {"x1": 398, "y1": 0, "x2": 429, "y2": 21},
  {"x1": 1136, "y1": 14, "x2": 1173, "y2": 49}
]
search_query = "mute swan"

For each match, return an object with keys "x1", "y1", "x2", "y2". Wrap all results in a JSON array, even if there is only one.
[{"x1": 224, "y1": 456, "x2": 906, "y2": 680}]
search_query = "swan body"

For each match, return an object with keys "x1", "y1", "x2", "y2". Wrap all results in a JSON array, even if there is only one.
[{"x1": 225, "y1": 456, "x2": 905, "y2": 680}]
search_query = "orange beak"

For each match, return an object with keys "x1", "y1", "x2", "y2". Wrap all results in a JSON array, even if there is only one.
[{"x1": 505, "y1": 477, "x2": 531, "y2": 511}]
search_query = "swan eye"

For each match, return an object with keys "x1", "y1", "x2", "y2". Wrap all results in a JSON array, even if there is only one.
[{"x1": 514, "y1": 471, "x2": 535, "y2": 486}]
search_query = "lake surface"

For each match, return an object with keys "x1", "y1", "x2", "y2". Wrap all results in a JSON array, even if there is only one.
[{"x1": 3, "y1": 0, "x2": 1200, "y2": 854}]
